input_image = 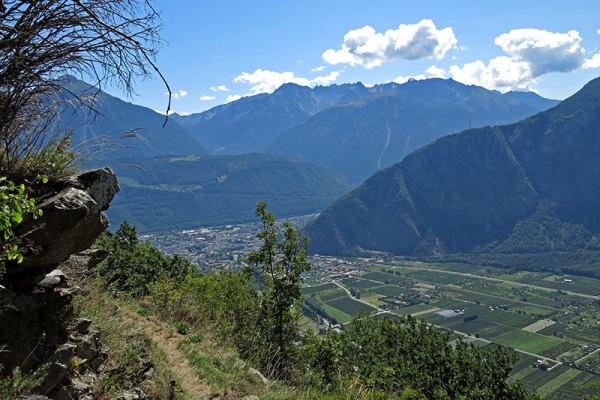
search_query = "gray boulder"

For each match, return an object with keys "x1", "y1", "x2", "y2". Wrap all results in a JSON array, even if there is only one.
[{"x1": 5, "y1": 167, "x2": 119, "y2": 289}]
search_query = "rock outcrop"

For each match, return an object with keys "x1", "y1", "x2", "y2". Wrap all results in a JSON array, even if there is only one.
[{"x1": 5, "y1": 167, "x2": 119, "y2": 289}]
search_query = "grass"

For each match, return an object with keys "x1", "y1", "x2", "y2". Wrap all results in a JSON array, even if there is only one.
[
  {"x1": 493, "y1": 330, "x2": 563, "y2": 355},
  {"x1": 392, "y1": 304, "x2": 435, "y2": 316},
  {"x1": 320, "y1": 303, "x2": 353, "y2": 324}
]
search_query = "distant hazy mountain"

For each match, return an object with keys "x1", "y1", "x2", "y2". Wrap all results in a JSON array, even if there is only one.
[
  {"x1": 304, "y1": 76, "x2": 600, "y2": 276},
  {"x1": 56, "y1": 77, "x2": 206, "y2": 160},
  {"x1": 266, "y1": 79, "x2": 553, "y2": 185},
  {"x1": 171, "y1": 82, "x2": 369, "y2": 154},
  {"x1": 501, "y1": 90, "x2": 560, "y2": 111},
  {"x1": 100, "y1": 153, "x2": 351, "y2": 233}
]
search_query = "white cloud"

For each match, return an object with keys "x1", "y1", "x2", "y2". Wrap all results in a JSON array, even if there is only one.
[
  {"x1": 234, "y1": 69, "x2": 311, "y2": 95},
  {"x1": 393, "y1": 75, "x2": 426, "y2": 84},
  {"x1": 323, "y1": 19, "x2": 457, "y2": 69},
  {"x1": 226, "y1": 94, "x2": 242, "y2": 103},
  {"x1": 312, "y1": 66, "x2": 325, "y2": 72},
  {"x1": 168, "y1": 90, "x2": 188, "y2": 100},
  {"x1": 312, "y1": 71, "x2": 341, "y2": 86},
  {"x1": 200, "y1": 95, "x2": 215, "y2": 101},
  {"x1": 210, "y1": 85, "x2": 230, "y2": 92},
  {"x1": 425, "y1": 65, "x2": 446, "y2": 78},
  {"x1": 449, "y1": 28, "x2": 588, "y2": 91},
  {"x1": 232, "y1": 68, "x2": 343, "y2": 97},
  {"x1": 584, "y1": 53, "x2": 600, "y2": 69}
]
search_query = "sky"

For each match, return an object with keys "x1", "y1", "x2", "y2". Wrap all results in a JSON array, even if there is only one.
[{"x1": 115, "y1": 0, "x2": 600, "y2": 116}]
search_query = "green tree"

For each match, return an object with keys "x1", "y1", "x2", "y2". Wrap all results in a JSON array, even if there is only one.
[
  {"x1": 338, "y1": 313, "x2": 538, "y2": 399},
  {"x1": 245, "y1": 202, "x2": 311, "y2": 375},
  {"x1": 94, "y1": 221, "x2": 194, "y2": 297}
]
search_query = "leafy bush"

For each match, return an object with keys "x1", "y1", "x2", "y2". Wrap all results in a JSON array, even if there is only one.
[
  {"x1": 171, "y1": 321, "x2": 190, "y2": 335},
  {"x1": 187, "y1": 334, "x2": 204, "y2": 343},
  {"x1": 0, "y1": 363, "x2": 50, "y2": 399},
  {"x1": 0, "y1": 178, "x2": 41, "y2": 277},
  {"x1": 93, "y1": 221, "x2": 195, "y2": 297}
]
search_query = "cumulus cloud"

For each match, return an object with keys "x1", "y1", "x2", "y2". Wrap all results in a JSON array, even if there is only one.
[
  {"x1": 226, "y1": 94, "x2": 242, "y2": 103},
  {"x1": 169, "y1": 90, "x2": 188, "y2": 99},
  {"x1": 450, "y1": 28, "x2": 589, "y2": 91},
  {"x1": 200, "y1": 95, "x2": 215, "y2": 101},
  {"x1": 425, "y1": 65, "x2": 446, "y2": 78},
  {"x1": 322, "y1": 19, "x2": 457, "y2": 69},
  {"x1": 312, "y1": 71, "x2": 341, "y2": 86},
  {"x1": 312, "y1": 66, "x2": 326, "y2": 72},
  {"x1": 584, "y1": 53, "x2": 600, "y2": 69},
  {"x1": 231, "y1": 68, "x2": 343, "y2": 97},
  {"x1": 210, "y1": 85, "x2": 230, "y2": 92},
  {"x1": 393, "y1": 75, "x2": 426, "y2": 84}
]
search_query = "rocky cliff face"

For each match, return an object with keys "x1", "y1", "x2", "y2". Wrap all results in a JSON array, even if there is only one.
[
  {"x1": 5, "y1": 168, "x2": 119, "y2": 289},
  {"x1": 0, "y1": 168, "x2": 125, "y2": 398},
  {"x1": 305, "y1": 76, "x2": 600, "y2": 257}
]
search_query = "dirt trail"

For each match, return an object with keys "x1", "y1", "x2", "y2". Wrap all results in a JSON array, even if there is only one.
[{"x1": 122, "y1": 307, "x2": 209, "y2": 399}]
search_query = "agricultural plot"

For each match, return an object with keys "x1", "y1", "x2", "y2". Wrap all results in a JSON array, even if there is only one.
[
  {"x1": 517, "y1": 305, "x2": 556, "y2": 317},
  {"x1": 523, "y1": 319, "x2": 556, "y2": 333},
  {"x1": 392, "y1": 304, "x2": 436, "y2": 316},
  {"x1": 493, "y1": 330, "x2": 563, "y2": 355},
  {"x1": 363, "y1": 271, "x2": 405, "y2": 285},
  {"x1": 480, "y1": 309, "x2": 536, "y2": 328},
  {"x1": 341, "y1": 277, "x2": 381, "y2": 290},
  {"x1": 519, "y1": 365, "x2": 571, "y2": 396},
  {"x1": 545, "y1": 373, "x2": 600, "y2": 400},
  {"x1": 301, "y1": 282, "x2": 337, "y2": 295},
  {"x1": 326, "y1": 297, "x2": 376, "y2": 317},
  {"x1": 425, "y1": 262, "x2": 486, "y2": 274},
  {"x1": 320, "y1": 303, "x2": 352, "y2": 324},
  {"x1": 371, "y1": 285, "x2": 414, "y2": 297},
  {"x1": 539, "y1": 341, "x2": 580, "y2": 360},
  {"x1": 536, "y1": 368, "x2": 583, "y2": 399},
  {"x1": 318, "y1": 289, "x2": 347, "y2": 302}
]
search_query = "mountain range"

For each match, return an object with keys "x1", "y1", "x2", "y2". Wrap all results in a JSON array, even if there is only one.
[
  {"x1": 98, "y1": 153, "x2": 351, "y2": 233},
  {"x1": 304, "y1": 76, "x2": 600, "y2": 276},
  {"x1": 56, "y1": 76, "x2": 206, "y2": 160}
]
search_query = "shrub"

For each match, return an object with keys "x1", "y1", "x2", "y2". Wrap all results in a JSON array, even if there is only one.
[{"x1": 0, "y1": 178, "x2": 41, "y2": 277}]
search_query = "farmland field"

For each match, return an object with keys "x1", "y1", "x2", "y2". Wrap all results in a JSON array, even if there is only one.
[
  {"x1": 301, "y1": 282, "x2": 337, "y2": 295},
  {"x1": 304, "y1": 259, "x2": 600, "y2": 398},
  {"x1": 492, "y1": 330, "x2": 564, "y2": 354},
  {"x1": 326, "y1": 297, "x2": 376, "y2": 316}
]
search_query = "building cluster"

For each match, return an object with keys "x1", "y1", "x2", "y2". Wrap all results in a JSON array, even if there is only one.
[{"x1": 143, "y1": 214, "x2": 319, "y2": 271}]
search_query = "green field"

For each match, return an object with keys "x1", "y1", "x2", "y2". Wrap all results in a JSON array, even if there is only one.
[
  {"x1": 301, "y1": 282, "x2": 337, "y2": 295},
  {"x1": 326, "y1": 297, "x2": 377, "y2": 316},
  {"x1": 493, "y1": 330, "x2": 564, "y2": 355},
  {"x1": 306, "y1": 260, "x2": 600, "y2": 398}
]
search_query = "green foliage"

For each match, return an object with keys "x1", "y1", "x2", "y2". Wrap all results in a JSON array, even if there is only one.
[
  {"x1": 331, "y1": 313, "x2": 539, "y2": 399},
  {"x1": 148, "y1": 270, "x2": 259, "y2": 348},
  {"x1": 171, "y1": 321, "x2": 190, "y2": 335},
  {"x1": 187, "y1": 334, "x2": 204, "y2": 343},
  {"x1": 93, "y1": 221, "x2": 195, "y2": 297},
  {"x1": 244, "y1": 202, "x2": 312, "y2": 376},
  {"x1": 0, "y1": 363, "x2": 50, "y2": 399},
  {"x1": 0, "y1": 177, "x2": 41, "y2": 276},
  {"x1": 23, "y1": 136, "x2": 77, "y2": 185}
]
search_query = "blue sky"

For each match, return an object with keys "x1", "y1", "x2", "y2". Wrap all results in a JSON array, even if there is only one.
[{"x1": 117, "y1": 0, "x2": 600, "y2": 116}]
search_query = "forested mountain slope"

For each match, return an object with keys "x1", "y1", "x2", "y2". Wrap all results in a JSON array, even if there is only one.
[{"x1": 305, "y1": 76, "x2": 600, "y2": 276}]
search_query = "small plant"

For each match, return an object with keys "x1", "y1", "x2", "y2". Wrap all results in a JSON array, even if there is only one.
[
  {"x1": 135, "y1": 306, "x2": 151, "y2": 317},
  {"x1": 0, "y1": 363, "x2": 50, "y2": 399},
  {"x1": 0, "y1": 177, "x2": 42, "y2": 276},
  {"x1": 171, "y1": 321, "x2": 190, "y2": 335},
  {"x1": 188, "y1": 334, "x2": 204, "y2": 343}
]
